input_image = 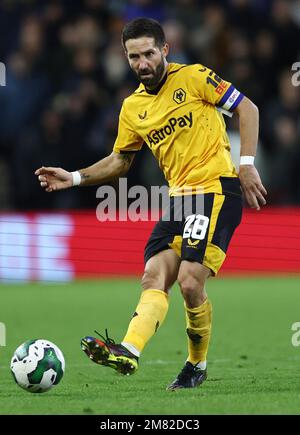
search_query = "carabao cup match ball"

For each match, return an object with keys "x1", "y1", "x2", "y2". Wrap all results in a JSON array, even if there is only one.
[{"x1": 10, "y1": 339, "x2": 65, "y2": 393}]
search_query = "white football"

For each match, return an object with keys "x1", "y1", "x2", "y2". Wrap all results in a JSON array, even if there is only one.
[{"x1": 10, "y1": 339, "x2": 65, "y2": 393}]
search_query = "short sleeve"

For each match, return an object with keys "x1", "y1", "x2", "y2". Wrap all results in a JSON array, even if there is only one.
[
  {"x1": 113, "y1": 102, "x2": 144, "y2": 153},
  {"x1": 190, "y1": 64, "x2": 244, "y2": 113}
]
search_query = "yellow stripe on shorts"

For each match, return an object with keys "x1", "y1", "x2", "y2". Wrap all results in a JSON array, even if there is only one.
[{"x1": 203, "y1": 194, "x2": 226, "y2": 275}]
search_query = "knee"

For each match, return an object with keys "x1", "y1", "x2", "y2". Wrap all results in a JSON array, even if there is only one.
[
  {"x1": 178, "y1": 273, "x2": 206, "y2": 306},
  {"x1": 141, "y1": 268, "x2": 162, "y2": 291},
  {"x1": 178, "y1": 275, "x2": 199, "y2": 299}
]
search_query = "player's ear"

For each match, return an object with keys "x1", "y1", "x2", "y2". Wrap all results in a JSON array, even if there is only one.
[
  {"x1": 161, "y1": 43, "x2": 169, "y2": 58},
  {"x1": 122, "y1": 41, "x2": 128, "y2": 58}
]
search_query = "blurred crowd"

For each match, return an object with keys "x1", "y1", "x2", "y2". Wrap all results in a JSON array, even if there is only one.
[{"x1": 0, "y1": 0, "x2": 299, "y2": 210}]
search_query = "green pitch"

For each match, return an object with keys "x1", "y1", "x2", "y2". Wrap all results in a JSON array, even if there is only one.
[{"x1": 1, "y1": 276, "x2": 300, "y2": 415}]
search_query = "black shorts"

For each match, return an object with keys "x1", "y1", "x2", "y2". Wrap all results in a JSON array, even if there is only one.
[{"x1": 144, "y1": 178, "x2": 243, "y2": 275}]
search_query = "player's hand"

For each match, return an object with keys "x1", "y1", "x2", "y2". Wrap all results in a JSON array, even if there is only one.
[
  {"x1": 34, "y1": 166, "x2": 73, "y2": 192},
  {"x1": 238, "y1": 165, "x2": 267, "y2": 211}
]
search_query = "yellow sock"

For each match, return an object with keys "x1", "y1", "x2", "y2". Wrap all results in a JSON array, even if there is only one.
[
  {"x1": 185, "y1": 299, "x2": 212, "y2": 365},
  {"x1": 122, "y1": 289, "x2": 169, "y2": 353}
]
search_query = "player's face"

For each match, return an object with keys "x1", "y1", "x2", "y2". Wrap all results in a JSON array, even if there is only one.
[{"x1": 125, "y1": 37, "x2": 169, "y2": 88}]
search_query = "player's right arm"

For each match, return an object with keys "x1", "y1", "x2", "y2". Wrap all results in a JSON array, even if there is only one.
[
  {"x1": 35, "y1": 151, "x2": 135, "y2": 192},
  {"x1": 36, "y1": 99, "x2": 143, "y2": 192}
]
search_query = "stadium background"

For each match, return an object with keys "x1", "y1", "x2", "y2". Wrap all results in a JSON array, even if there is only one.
[{"x1": 0, "y1": 0, "x2": 300, "y2": 416}]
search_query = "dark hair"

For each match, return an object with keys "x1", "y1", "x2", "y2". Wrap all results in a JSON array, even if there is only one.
[{"x1": 122, "y1": 18, "x2": 166, "y2": 49}]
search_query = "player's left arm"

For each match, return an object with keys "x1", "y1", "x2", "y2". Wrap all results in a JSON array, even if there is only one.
[
  {"x1": 189, "y1": 65, "x2": 267, "y2": 210},
  {"x1": 234, "y1": 96, "x2": 267, "y2": 211}
]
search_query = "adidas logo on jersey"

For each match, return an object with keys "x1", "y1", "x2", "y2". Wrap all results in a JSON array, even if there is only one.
[{"x1": 146, "y1": 112, "x2": 193, "y2": 146}]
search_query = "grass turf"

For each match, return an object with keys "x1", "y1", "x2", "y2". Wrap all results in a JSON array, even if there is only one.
[{"x1": 0, "y1": 276, "x2": 300, "y2": 415}]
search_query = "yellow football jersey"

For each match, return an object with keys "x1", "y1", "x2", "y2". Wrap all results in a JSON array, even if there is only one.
[{"x1": 113, "y1": 63, "x2": 244, "y2": 195}]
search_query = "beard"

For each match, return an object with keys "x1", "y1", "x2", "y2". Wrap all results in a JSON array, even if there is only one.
[{"x1": 134, "y1": 55, "x2": 166, "y2": 88}]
